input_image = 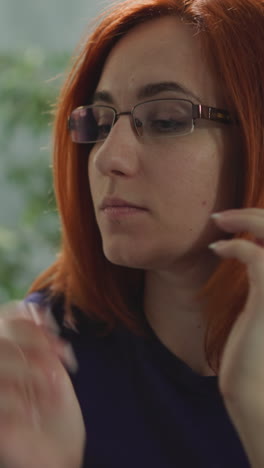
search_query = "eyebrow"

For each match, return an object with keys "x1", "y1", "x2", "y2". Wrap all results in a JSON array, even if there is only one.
[{"x1": 92, "y1": 81, "x2": 202, "y2": 105}]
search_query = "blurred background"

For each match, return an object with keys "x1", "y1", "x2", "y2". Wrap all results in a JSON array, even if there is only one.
[{"x1": 0, "y1": 0, "x2": 114, "y2": 301}]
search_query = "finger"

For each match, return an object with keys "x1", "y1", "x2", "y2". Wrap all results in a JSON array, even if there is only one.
[
  {"x1": 46, "y1": 339, "x2": 78, "y2": 373},
  {"x1": 0, "y1": 336, "x2": 75, "y2": 398},
  {"x1": 0, "y1": 380, "x2": 30, "y2": 422},
  {"x1": 6, "y1": 319, "x2": 77, "y2": 372},
  {"x1": 209, "y1": 238, "x2": 264, "y2": 263},
  {"x1": 0, "y1": 339, "x2": 68, "y2": 430},
  {"x1": 24, "y1": 302, "x2": 60, "y2": 335},
  {"x1": 0, "y1": 322, "x2": 77, "y2": 380},
  {"x1": 0, "y1": 301, "x2": 60, "y2": 336},
  {"x1": 0, "y1": 341, "x2": 38, "y2": 425},
  {"x1": 23, "y1": 346, "x2": 77, "y2": 402},
  {"x1": 209, "y1": 238, "x2": 264, "y2": 283},
  {"x1": 0, "y1": 318, "x2": 57, "y2": 351},
  {"x1": 212, "y1": 211, "x2": 264, "y2": 238},
  {"x1": 217, "y1": 208, "x2": 264, "y2": 216},
  {"x1": 0, "y1": 339, "x2": 54, "y2": 409},
  {"x1": 0, "y1": 342, "x2": 29, "y2": 413},
  {"x1": 0, "y1": 338, "x2": 29, "y2": 381},
  {"x1": 0, "y1": 383, "x2": 42, "y2": 430},
  {"x1": 0, "y1": 308, "x2": 78, "y2": 376}
]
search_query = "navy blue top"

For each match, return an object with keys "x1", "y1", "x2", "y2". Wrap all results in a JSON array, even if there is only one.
[{"x1": 25, "y1": 292, "x2": 250, "y2": 468}]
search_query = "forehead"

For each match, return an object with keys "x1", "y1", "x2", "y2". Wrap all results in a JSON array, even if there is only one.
[{"x1": 96, "y1": 16, "x2": 223, "y2": 107}]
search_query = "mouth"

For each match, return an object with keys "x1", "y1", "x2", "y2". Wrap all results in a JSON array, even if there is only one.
[
  {"x1": 101, "y1": 206, "x2": 148, "y2": 220},
  {"x1": 99, "y1": 197, "x2": 148, "y2": 220},
  {"x1": 100, "y1": 197, "x2": 147, "y2": 211}
]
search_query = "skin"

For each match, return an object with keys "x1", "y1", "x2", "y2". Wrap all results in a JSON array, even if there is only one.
[
  {"x1": 211, "y1": 210, "x2": 264, "y2": 467},
  {"x1": 0, "y1": 303, "x2": 85, "y2": 467},
  {"x1": 88, "y1": 16, "x2": 238, "y2": 375}
]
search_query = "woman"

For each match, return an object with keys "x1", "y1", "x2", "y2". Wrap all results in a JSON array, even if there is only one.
[{"x1": 1, "y1": 0, "x2": 264, "y2": 466}]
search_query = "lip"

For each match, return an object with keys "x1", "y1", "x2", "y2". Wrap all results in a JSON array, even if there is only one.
[{"x1": 100, "y1": 197, "x2": 147, "y2": 211}]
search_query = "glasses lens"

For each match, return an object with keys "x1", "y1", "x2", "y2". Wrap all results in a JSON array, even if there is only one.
[
  {"x1": 69, "y1": 106, "x2": 115, "y2": 143},
  {"x1": 133, "y1": 99, "x2": 193, "y2": 139}
]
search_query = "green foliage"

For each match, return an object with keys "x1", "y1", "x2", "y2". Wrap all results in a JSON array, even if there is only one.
[{"x1": 0, "y1": 48, "x2": 70, "y2": 301}]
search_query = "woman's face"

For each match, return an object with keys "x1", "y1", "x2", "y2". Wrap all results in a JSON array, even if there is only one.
[{"x1": 88, "y1": 16, "x2": 237, "y2": 270}]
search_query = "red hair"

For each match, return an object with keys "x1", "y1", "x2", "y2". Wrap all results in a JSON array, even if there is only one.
[{"x1": 29, "y1": 0, "x2": 264, "y2": 372}]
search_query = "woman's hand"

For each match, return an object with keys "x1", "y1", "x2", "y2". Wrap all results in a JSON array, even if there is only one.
[
  {"x1": 0, "y1": 302, "x2": 85, "y2": 468},
  {"x1": 211, "y1": 208, "x2": 264, "y2": 396},
  {"x1": 211, "y1": 208, "x2": 264, "y2": 467}
]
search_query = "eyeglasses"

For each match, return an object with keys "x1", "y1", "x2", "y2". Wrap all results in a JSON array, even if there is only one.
[{"x1": 68, "y1": 98, "x2": 233, "y2": 144}]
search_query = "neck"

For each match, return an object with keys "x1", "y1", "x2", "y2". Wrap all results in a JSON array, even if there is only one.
[{"x1": 143, "y1": 251, "x2": 218, "y2": 376}]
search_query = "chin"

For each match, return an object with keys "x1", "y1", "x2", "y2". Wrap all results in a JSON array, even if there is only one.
[
  {"x1": 103, "y1": 248, "x2": 146, "y2": 269},
  {"x1": 102, "y1": 243, "x2": 184, "y2": 271}
]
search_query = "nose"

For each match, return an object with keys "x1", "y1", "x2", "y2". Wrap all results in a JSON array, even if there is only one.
[{"x1": 90, "y1": 115, "x2": 141, "y2": 177}]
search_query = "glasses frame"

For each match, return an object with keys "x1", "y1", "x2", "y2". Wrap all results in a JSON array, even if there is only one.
[{"x1": 68, "y1": 98, "x2": 233, "y2": 144}]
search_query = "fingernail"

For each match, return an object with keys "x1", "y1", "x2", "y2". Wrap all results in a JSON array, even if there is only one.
[
  {"x1": 43, "y1": 306, "x2": 60, "y2": 335},
  {"x1": 208, "y1": 240, "x2": 228, "y2": 250},
  {"x1": 23, "y1": 302, "x2": 44, "y2": 325},
  {"x1": 61, "y1": 343, "x2": 78, "y2": 373},
  {"x1": 208, "y1": 242, "x2": 218, "y2": 250},
  {"x1": 211, "y1": 213, "x2": 222, "y2": 219},
  {"x1": 24, "y1": 302, "x2": 59, "y2": 335}
]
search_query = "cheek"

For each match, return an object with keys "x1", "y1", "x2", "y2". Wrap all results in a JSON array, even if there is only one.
[
  {"x1": 153, "y1": 147, "x2": 221, "y2": 210},
  {"x1": 151, "y1": 142, "x2": 229, "y2": 246},
  {"x1": 87, "y1": 152, "x2": 97, "y2": 202}
]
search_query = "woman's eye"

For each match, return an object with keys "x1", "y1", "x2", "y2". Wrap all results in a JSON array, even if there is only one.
[
  {"x1": 97, "y1": 124, "x2": 112, "y2": 139},
  {"x1": 150, "y1": 118, "x2": 187, "y2": 133}
]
